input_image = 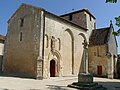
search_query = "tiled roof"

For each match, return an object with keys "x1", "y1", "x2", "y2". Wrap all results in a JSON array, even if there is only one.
[
  {"x1": 60, "y1": 8, "x2": 96, "y2": 19},
  {"x1": 89, "y1": 27, "x2": 110, "y2": 46},
  {"x1": 0, "y1": 34, "x2": 5, "y2": 40}
]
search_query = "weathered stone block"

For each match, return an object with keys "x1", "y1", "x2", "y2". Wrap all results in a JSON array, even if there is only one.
[{"x1": 78, "y1": 73, "x2": 93, "y2": 83}]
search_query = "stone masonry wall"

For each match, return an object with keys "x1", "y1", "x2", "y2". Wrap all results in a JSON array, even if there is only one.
[
  {"x1": 3, "y1": 5, "x2": 41, "y2": 78},
  {"x1": 88, "y1": 45, "x2": 108, "y2": 77},
  {"x1": 43, "y1": 12, "x2": 87, "y2": 78},
  {"x1": 61, "y1": 11, "x2": 96, "y2": 40},
  {"x1": 61, "y1": 12, "x2": 87, "y2": 30}
]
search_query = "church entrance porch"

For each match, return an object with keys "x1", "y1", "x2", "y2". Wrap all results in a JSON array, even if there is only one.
[
  {"x1": 47, "y1": 50, "x2": 61, "y2": 78},
  {"x1": 49, "y1": 59, "x2": 60, "y2": 77},
  {"x1": 50, "y1": 60, "x2": 56, "y2": 77}
]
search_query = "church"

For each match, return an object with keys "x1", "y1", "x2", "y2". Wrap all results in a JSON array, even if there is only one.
[
  {"x1": 3, "y1": 4, "x2": 95, "y2": 79},
  {"x1": 3, "y1": 3, "x2": 117, "y2": 79}
]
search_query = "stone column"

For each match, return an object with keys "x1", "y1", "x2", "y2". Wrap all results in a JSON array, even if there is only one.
[
  {"x1": 78, "y1": 40, "x2": 93, "y2": 83},
  {"x1": 83, "y1": 40, "x2": 88, "y2": 74}
]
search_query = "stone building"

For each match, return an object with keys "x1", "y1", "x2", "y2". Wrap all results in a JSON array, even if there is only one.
[
  {"x1": 0, "y1": 34, "x2": 5, "y2": 73},
  {"x1": 3, "y1": 4, "x2": 96, "y2": 79},
  {"x1": 117, "y1": 54, "x2": 120, "y2": 78},
  {"x1": 88, "y1": 23, "x2": 118, "y2": 79}
]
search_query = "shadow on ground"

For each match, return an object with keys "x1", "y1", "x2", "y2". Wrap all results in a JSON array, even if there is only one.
[
  {"x1": 47, "y1": 81, "x2": 120, "y2": 90},
  {"x1": 46, "y1": 85, "x2": 77, "y2": 90},
  {"x1": 0, "y1": 72, "x2": 35, "y2": 80},
  {"x1": 47, "y1": 85, "x2": 68, "y2": 90},
  {"x1": 95, "y1": 81, "x2": 120, "y2": 90}
]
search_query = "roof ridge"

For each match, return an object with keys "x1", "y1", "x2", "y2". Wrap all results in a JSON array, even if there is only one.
[
  {"x1": 60, "y1": 8, "x2": 96, "y2": 19},
  {"x1": 94, "y1": 27, "x2": 110, "y2": 30}
]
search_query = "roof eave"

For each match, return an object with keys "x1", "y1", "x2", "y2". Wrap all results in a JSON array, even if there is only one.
[
  {"x1": 44, "y1": 10, "x2": 88, "y2": 31},
  {"x1": 60, "y1": 9, "x2": 96, "y2": 19}
]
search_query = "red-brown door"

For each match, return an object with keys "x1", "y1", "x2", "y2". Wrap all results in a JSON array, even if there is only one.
[
  {"x1": 97, "y1": 66, "x2": 102, "y2": 76},
  {"x1": 50, "y1": 60, "x2": 55, "y2": 77}
]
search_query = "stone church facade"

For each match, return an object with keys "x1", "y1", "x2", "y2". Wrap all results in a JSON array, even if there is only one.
[
  {"x1": 88, "y1": 23, "x2": 118, "y2": 79},
  {"x1": 3, "y1": 4, "x2": 96, "y2": 79}
]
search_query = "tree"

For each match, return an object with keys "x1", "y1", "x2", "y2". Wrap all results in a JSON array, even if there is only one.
[
  {"x1": 106, "y1": 0, "x2": 117, "y2": 3},
  {"x1": 113, "y1": 17, "x2": 120, "y2": 36},
  {"x1": 106, "y1": 0, "x2": 120, "y2": 36}
]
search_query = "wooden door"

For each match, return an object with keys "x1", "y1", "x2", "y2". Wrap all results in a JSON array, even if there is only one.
[
  {"x1": 50, "y1": 60, "x2": 55, "y2": 77},
  {"x1": 97, "y1": 66, "x2": 102, "y2": 76}
]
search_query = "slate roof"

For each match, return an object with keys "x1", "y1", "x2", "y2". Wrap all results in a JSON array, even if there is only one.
[
  {"x1": 89, "y1": 27, "x2": 111, "y2": 46},
  {"x1": 0, "y1": 34, "x2": 5, "y2": 40}
]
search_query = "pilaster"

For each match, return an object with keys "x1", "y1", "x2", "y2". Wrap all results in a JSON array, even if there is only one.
[{"x1": 37, "y1": 10, "x2": 45, "y2": 79}]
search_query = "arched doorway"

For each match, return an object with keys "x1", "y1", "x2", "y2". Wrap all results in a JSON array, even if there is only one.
[{"x1": 50, "y1": 60, "x2": 56, "y2": 77}]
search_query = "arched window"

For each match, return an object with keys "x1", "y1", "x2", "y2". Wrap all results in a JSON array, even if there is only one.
[
  {"x1": 20, "y1": 18, "x2": 24, "y2": 27},
  {"x1": 58, "y1": 38, "x2": 61, "y2": 50},
  {"x1": 20, "y1": 32, "x2": 23, "y2": 41},
  {"x1": 45, "y1": 34, "x2": 49, "y2": 48},
  {"x1": 51, "y1": 36, "x2": 55, "y2": 49}
]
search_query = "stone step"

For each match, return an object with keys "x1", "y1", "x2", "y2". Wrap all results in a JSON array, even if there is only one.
[
  {"x1": 72, "y1": 82, "x2": 98, "y2": 87},
  {"x1": 68, "y1": 82, "x2": 107, "y2": 90}
]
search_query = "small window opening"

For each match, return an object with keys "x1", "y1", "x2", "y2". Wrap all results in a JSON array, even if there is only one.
[
  {"x1": 89, "y1": 15, "x2": 92, "y2": 21},
  {"x1": 45, "y1": 35, "x2": 49, "y2": 48},
  {"x1": 58, "y1": 38, "x2": 61, "y2": 50},
  {"x1": 69, "y1": 14, "x2": 73, "y2": 21},
  {"x1": 97, "y1": 47, "x2": 99, "y2": 57},
  {"x1": 20, "y1": 32, "x2": 23, "y2": 41},
  {"x1": 20, "y1": 18, "x2": 24, "y2": 27},
  {"x1": 94, "y1": 23, "x2": 96, "y2": 29}
]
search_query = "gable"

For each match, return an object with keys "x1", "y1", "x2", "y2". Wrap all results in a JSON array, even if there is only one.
[
  {"x1": 107, "y1": 26, "x2": 118, "y2": 54},
  {"x1": 107, "y1": 25, "x2": 118, "y2": 47},
  {"x1": 8, "y1": 3, "x2": 43, "y2": 23}
]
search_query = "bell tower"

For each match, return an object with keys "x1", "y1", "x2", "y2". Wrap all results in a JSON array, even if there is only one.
[{"x1": 60, "y1": 8, "x2": 96, "y2": 38}]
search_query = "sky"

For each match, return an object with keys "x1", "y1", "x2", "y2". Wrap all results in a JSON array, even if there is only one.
[{"x1": 0, "y1": 0, "x2": 120, "y2": 53}]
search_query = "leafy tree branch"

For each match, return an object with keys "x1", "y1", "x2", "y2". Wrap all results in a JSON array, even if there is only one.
[
  {"x1": 106, "y1": 0, "x2": 117, "y2": 3},
  {"x1": 106, "y1": 0, "x2": 120, "y2": 36}
]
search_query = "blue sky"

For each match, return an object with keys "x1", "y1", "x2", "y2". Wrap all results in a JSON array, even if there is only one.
[{"x1": 0, "y1": 0, "x2": 120, "y2": 53}]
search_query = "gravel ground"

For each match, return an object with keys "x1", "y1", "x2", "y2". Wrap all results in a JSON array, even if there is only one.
[{"x1": 0, "y1": 75, "x2": 120, "y2": 90}]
